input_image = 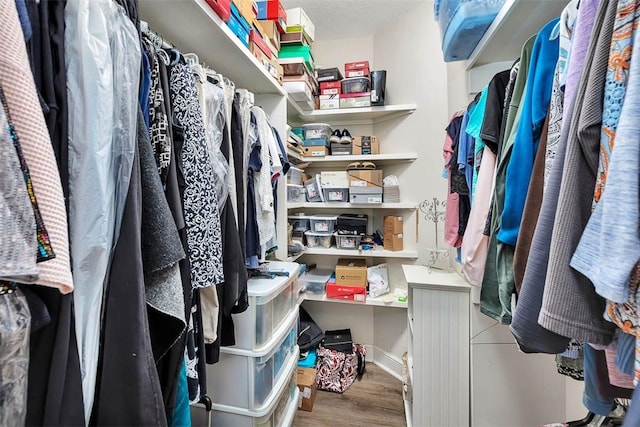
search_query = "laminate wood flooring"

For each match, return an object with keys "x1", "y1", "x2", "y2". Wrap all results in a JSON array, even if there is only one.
[{"x1": 293, "y1": 363, "x2": 406, "y2": 427}]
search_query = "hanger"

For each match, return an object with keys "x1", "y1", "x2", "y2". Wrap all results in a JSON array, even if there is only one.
[{"x1": 184, "y1": 52, "x2": 199, "y2": 68}]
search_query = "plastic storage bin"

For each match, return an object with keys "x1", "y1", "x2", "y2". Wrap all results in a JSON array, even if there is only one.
[
  {"x1": 287, "y1": 184, "x2": 305, "y2": 203},
  {"x1": 300, "y1": 269, "x2": 333, "y2": 294},
  {"x1": 304, "y1": 231, "x2": 333, "y2": 248},
  {"x1": 232, "y1": 262, "x2": 299, "y2": 351},
  {"x1": 287, "y1": 167, "x2": 304, "y2": 185},
  {"x1": 341, "y1": 77, "x2": 370, "y2": 94},
  {"x1": 302, "y1": 123, "x2": 332, "y2": 140},
  {"x1": 322, "y1": 187, "x2": 349, "y2": 202},
  {"x1": 335, "y1": 234, "x2": 363, "y2": 250},
  {"x1": 309, "y1": 215, "x2": 337, "y2": 233},
  {"x1": 436, "y1": 0, "x2": 506, "y2": 61},
  {"x1": 304, "y1": 177, "x2": 323, "y2": 202},
  {"x1": 208, "y1": 309, "x2": 298, "y2": 411},
  {"x1": 209, "y1": 343, "x2": 300, "y2": 426},
  {"x1": 287, "y1": 214, "x2": 309, "y2": 233}
]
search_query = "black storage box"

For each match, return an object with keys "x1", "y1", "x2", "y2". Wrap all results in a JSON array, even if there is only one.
[
  {"x1": 316, "y1": 67, "x2": 343, "y2": 82},
  {"x1": 336, "y1": 214, "x2": 368, "y2": 236},
  {"x1": 323, "y1": 328, "x2": 353, "y2": 354}
]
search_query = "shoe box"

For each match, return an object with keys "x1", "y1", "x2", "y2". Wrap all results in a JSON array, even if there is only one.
[{"x1": 352, "y1": 136, "x2": 380, "y2": 155}]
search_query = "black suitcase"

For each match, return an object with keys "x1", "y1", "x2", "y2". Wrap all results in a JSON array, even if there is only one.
[
  {"x1": 336, "y1": 214, "x2": 367, "y2": 236},
  {"x1": 323, "y1": 329, "x2": 353, "y2": 354}
]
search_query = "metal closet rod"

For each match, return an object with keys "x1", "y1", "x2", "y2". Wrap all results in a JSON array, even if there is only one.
[{"x1": 140, "y1": 20, "x2": 174, "y2": 50}]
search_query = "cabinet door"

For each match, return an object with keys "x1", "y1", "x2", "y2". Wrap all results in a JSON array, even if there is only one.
[{"x1": 413, "y1": 287, "x2": 470, "y2": 426}]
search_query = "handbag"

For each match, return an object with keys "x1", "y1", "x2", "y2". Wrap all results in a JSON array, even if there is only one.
[{"x1": 315, "y1": 343, "x2": 366, "y2": 393}]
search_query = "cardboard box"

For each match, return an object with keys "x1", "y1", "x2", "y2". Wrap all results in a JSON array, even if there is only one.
[
  {"x1": 250, "y1": 43, "x2": 282, "y2": 82},
  {"x1": 281, "y1": 31, "x2": 312, "y2": 47},
  {"x1": 228, "y1": 7, "x2": 251, "y2": 48},
  {"x1": 258, "y1": 19, "x2": 281, "y2": 51},
  {"x1": 346, "y1": 69, "x2": 370, "y2": 78},
  {"x1": 345, "y1": 60, "x2": 370, "y2": 78},
  {"x1": 206, "y1": 0, "x2": 231, "y2": 21},
  {"x1": 319, "y1": 94, "x2": 339, "y2": 110},
  {"x1": 350, "y1": 187, "x2": 383, "y2": 204},
  {"x1": 297, "y1": 368, "x2": 318, "y2": 412},
  {"x1": 326, "y1": 282, "x2": 366, "y2": 301},
  {"x1": 303, "y1": 146, "x2": 329, "y2": 157},
  {"x1": 348, "y1": 169, "x2": 383, "y2": 188},
  {"x1": 250, "y1": 29, "x2": 272, "y2": 58},
  {"x1": 384, "y1": 233, "x2": 403, "y2": 251},
  {"x1": 256, "y1": 0, "x2": 286, "y2": 33},
  {"x1": 384, "y1": 216, "x2": 404, "y2": 251},
  {"x1": 335, "y1": 258, "x2": 368, "y2": 287},
  {"x1": 352, "y1": 136, "x2": 380, "y2": 155},
  {"x1": 320, "y1": 81, "x2": 342, "y2": 95},
  {"x1": 321, "y1": 171, "x2": 349, "y2": 188},
  {"x1": 384, "y1": 216, "x2": 403, "y2": 234},
  {"x1": 286, "y1": 7, "x2": 315, "y2": 40},
  {"x1": 283, "y1": 80, "x2": 313, "y2": 102},
  {"x1": 345, "y1": 60, "x2": 370, "y2": 71},
  {"x1": 339, "y1": 92, "x2": 371, "y2": 108},
  {"x1": 232, "y1": 0, "x2": 256, "y2": 21}
]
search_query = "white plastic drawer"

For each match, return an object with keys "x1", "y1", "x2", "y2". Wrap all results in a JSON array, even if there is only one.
[{"x1": 233, "y1": 262, "x2": 299, "y2": 351}]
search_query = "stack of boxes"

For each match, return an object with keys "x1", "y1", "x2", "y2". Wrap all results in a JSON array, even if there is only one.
[
  {"x1": 204, "y1": 0, "x2": 285, "y2": 82},
  {"x1": 318, "y1": 67, "x2": 343, "y2": 110},
  {"x1": 329, "y1": 259, "x2": 368, "y2": 301},
  {"x1": 251, "y1": 0, "x2": 285, "y2": 81},
  {"x1": 341, "y1": 61, "x2": 371, "y2": 109},
  {"x1": 383, "y1": 216, "x2": 404, "y2": 251},
  {"x1": 348, "y1": 168, "x2": 383, "y2": 204},
  {"x1": 317, "y1": 61, "x2": 387, "y2": 110},
  {"x1": 279, "y1": 7, "x2": 317, "y2": 111}
]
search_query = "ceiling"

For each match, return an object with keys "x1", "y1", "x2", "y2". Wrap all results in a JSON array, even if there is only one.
[{"x1": 280, "y1": 0, "x2": 425, "y2": 40}]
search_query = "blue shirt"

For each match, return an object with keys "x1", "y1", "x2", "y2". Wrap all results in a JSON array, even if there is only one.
[{"x1": 499, "y1": 18, "x2": 560, "y2": 246}]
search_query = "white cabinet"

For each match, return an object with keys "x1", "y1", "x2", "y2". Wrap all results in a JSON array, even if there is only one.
[{"x1": 403, "y1": 265, "x2": 471, "y2": 427}]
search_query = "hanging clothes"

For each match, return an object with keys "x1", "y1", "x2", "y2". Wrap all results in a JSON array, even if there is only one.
[
  {"x1": 0, "y1": 87, "x2": 38, "y2": 284},
  {"x1": 499, "y1": 17, "x2": 560, "y2": 247},
  {"x1": 509, "y1": 0, "x2": 606, "y2": 354},
  {"x1": 480, "y1": 34, "x2": 536, "y2": 324},
  {"x1": 169, "y1": 60, "x2": 224, "y2": 290},
  {"x1": 0, "y1": 285, "x2": 31, "y2": 427},
  {"x1": 571, "y1": 3, "x2": 640, "y2": 304},
  {"x1": 91, "y1": 140, "x2": 167, "y2": 427},
  {"x1": 25, "y1": 0, "x2": 70, "y2": 199},
  {"x1": 65, "y1": 0, "x2": 140, "y2": 418},
  {"x1": 0, "y1": 0, "x2": 73, "y2": 294},
  {"x1": 538, "y1": 0, "x2": 617, "y2": 345}
]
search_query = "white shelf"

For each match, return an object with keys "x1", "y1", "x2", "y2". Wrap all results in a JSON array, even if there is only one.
[
  {"x1": 301, "y1": 292, "x2": 408, "y2": 309},
  {"x1": 290, "y1": 103, "x2": 417, "y2": 125},
  {"x1": 139, "y1": 0, "x2": 285, "y2": 95},
  {"x1": 286, "y1": 149, "x2": 306, "y2": 164},
  {"x1": 303, "y1": 247, "x2": 418, "y2": 259},
  {"x1": 286, "y1": 252, "x2": 305, "y2": 262},
  {"x1": 299, "y1": 153, "x2": 418, "y2": 167},
  {"x1": 466, "y1": 0, "x2": 570, "y2": 69},
  {"x1": 288, "y1": 202, "x2": 416, "y2": 210}
]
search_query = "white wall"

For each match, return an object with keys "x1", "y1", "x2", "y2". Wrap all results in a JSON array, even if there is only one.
[{"x1": 372, "y1": 1, "x2": 450, "y2": 265}]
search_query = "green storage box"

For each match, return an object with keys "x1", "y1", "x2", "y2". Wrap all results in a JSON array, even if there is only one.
[{"x1": 279, "y1": 45, "x2": 315, "y2": 72}]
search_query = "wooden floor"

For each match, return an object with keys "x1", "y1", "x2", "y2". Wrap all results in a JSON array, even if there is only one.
[{"x1": 293, "y1": 363, "x2": 407, "y2": 427}]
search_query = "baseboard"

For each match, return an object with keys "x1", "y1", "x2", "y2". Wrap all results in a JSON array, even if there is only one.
[{"x1": 363, "y1": 345, "x2": 403, "y2": 381}]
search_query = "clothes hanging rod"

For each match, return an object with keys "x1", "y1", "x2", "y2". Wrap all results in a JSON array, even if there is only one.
[{"x1": 140, "y1": 20, "x2": 174, "y2": 50}]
